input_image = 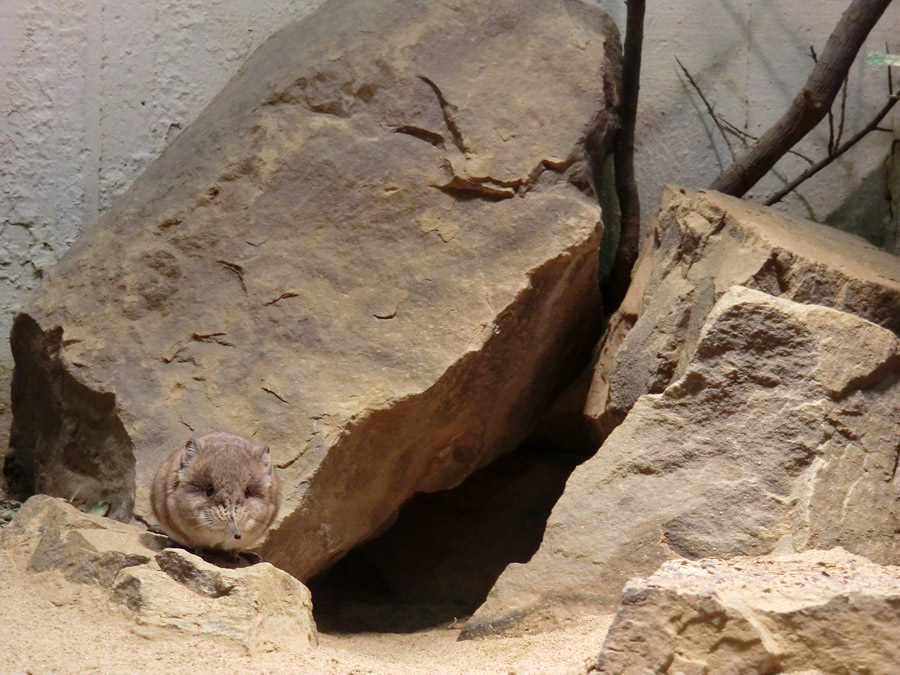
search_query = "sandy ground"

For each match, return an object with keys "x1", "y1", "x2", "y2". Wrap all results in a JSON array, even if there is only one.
[{"x1": 0, "y1": 548, "x2": 614, "y2": 675}]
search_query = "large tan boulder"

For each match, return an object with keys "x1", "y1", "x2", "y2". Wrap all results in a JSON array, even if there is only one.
[
  {"x1": 4, "y1": 0, "x2": 621, "y2": 579},
  {"x1": 587, "y1": 187, "x2": 900, "y2": 439},
  {"x1": 464, "y1": 285, "x2": 900, "y2": 637},
  {"x1": 596, "y1": 549, "x2": 900, "y2": 674},
  {"x1": 0, "y1": 496, "x2": 317, "y2": 654}
]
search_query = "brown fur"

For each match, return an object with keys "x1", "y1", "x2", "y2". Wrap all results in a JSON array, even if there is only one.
[{"x1": 150, "y1": 432, "x2": 279, "y2": 551}]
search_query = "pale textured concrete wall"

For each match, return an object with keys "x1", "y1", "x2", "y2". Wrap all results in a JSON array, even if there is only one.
[
  {"x1": 1, "y1": 0, "x2": 898, "y2": 450},
  {"x1": 0, "y1": 0, "x2": 327, "y2": 451},
  {"x1": 591, "y1": 0, "x2": 899, "y2": 243}
]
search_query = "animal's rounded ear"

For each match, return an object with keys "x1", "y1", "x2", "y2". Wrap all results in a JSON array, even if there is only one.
[
  {"x1": 258, "y1": 444, "x2": 274, "y2": 474},
  {"x1": 180, "y1": 439, "x2": 199, "y2": 469}
]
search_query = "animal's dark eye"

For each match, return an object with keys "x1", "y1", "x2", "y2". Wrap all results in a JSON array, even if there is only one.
[
  {"x1": 244, "y1": 487, "x2": 253, "y2": 499},
  {"x1": 205, "y1": 485, "x2": 214, "y2": 497}
]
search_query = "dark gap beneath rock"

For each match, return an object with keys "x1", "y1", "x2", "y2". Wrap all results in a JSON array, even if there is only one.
[{"x1": 308, "y1": 439, "x2": 594, "y2": 634}]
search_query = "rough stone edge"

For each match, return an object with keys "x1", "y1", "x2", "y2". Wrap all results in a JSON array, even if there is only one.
[
  {"x1": 264, "y1": 217, "x2": 604, "y2": 579},
  {"x1": 594, "y1": 549, "x2": 900, "y2": 673},
  {"x1": 6, "y1": 316, "x2": 135, "y2": 521},
  {"x1": 586, "y1": 185, "x2": 900, "y2": 442},
  {"x1": 463, "y1": 280, "x2": 900, "y2": 639}
]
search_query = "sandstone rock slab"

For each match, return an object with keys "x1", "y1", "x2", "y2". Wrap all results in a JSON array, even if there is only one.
[
  {"x1": 112, "y1": 547, "x2": 317, "y2": 654},
  {"x1": 586, "y1": 187, "x2": 900, "y2": 439},
  {"x1": 464, "y1": 285, "x2": 900, "y2": 637},
  {"x1": 1, "y1": 496, "x2": 317, "y2": 653},
  {"x1": 4, "y1": 0, "x2": 622, "y2": 580},
  {"x1": 2, "y1": 494, "x2": 165, "y2": 586},
  {"x1": 596, "y1": 549, "x2": 900, "y2": 674}
]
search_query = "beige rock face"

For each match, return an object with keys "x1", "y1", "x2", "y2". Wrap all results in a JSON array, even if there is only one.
[
  {"x1": 596, "y1": 549, "x2": 900, "y2": 674},
  {"x1": 4, "y1": 0, "x2": 621, "y2": 579},
  {"x1": 0, "y1": 495, "x2": 316, "y2": 653},
  {"x1": 2, "y1": 495, "x2": 165, "y2": 586},
  {"x1": 112, "y1": 548, "x2": 317, "y2": 654},
  {"x1": 587, "y1": 187, "x2": 900, "y2": 439},
  {"x1": 464, "y1": 286, "x2": 900, "y2": 637}
]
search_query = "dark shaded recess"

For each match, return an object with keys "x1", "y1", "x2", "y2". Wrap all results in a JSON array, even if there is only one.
[
  {"x1": 824, "y1": 162, "x2": 894, "y2": 251},
  {"x1": 4, "y1": 314, "x2": 135, "y2": 521},
  {"x1": 308, "y1": 439, "x2": 594, "y2": 634}
]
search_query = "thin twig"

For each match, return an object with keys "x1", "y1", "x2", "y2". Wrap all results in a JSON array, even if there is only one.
[
  {"x1": 835, "y1": 75, "x2": 849, "y2": 151},
  {"x1": 679, "y1": 60, "x2": 816, "y2": 166},
  {"x1": 718, "y1": 118, "x2": 816, "y2": 165},
  {"x1": 764, "y1": 89, "x2": 900, "y2": 205},
  {"x1": 710, "y1": 0, "x2": 894, "y2": 196},
  {"x1": 809, "y1": 46, "x2": 839, "y2": 155},
  {"x1": 676, "y1": 57, "x2": 735, "y2": 159},
  {"x1": 889, "y1": 42, "x2": 894, "y2": 93},
  {"x1": 717, "y1": 117, "x2": 754, "y2": 142},
  {"x1": 810, "y1": 45, "x2": 848, "y2": 156}
]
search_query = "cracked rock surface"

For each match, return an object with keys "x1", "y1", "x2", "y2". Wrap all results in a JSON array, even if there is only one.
[
  {"x1": 0, "y1": 496, "x2": 316, "y2": 654},
  {"x1": 596, "y1": 548, "x2": 900, "y2": 674},
  {"x1": 4, "y1": 0, "x2": 621, "y2": 579},
  {"x1": 464, "y1": 285, "x2": 900, "y2": 637},
  {"x1": 587, "y1": 186, "x2": 900, "y2": 441}
]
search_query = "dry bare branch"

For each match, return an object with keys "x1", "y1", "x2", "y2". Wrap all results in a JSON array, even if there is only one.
[
  {"x1": 709, "y1": 0, "x2": 894, "y2": 196},
  {"x1": 602, "y1": 0, "x2": 645, "y2": 315},
  {"x1": 764, "y1": 87, "x2": 899, "y2": 205},
  {"x1": 678, "y1": 60, "x2": 816, "y2": 165},
  {"x1": 676, "y1": 57, "x2": 736, "y2": 160}
]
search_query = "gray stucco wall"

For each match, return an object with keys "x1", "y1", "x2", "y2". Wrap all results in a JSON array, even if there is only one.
[
  {"x1": 0, "y1": 0, "x2": 328, "y2": 451},
  {"x1": 1, "y1": 0, "x2": 898, "y2": 453},
  {"x1": 591, "y1": 0, "x2": 899, "y2": 239}
]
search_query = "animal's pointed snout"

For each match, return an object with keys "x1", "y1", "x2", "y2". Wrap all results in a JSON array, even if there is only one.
[{"x1": 227, "y1": 512, "x2": 242, "y2": 540}]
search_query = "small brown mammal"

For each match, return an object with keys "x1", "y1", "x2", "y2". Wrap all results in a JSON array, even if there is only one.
[{"x1": 151, "y1": 432, "x2": 279, "y2": 551}]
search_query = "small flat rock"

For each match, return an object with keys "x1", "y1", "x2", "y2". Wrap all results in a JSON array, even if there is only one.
[
  {"x1": 596, "y1": 549, "x2": 900, "y2": 674},
  {"x1": 1, "y1": 496, "x2": 316, "y2": 654},
  {"x1": 1, "y1": 494, "x2": 166, "y2": 587},
  {"x1": 112, "y1": 547, "x2": 317, "y2": 654}
]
